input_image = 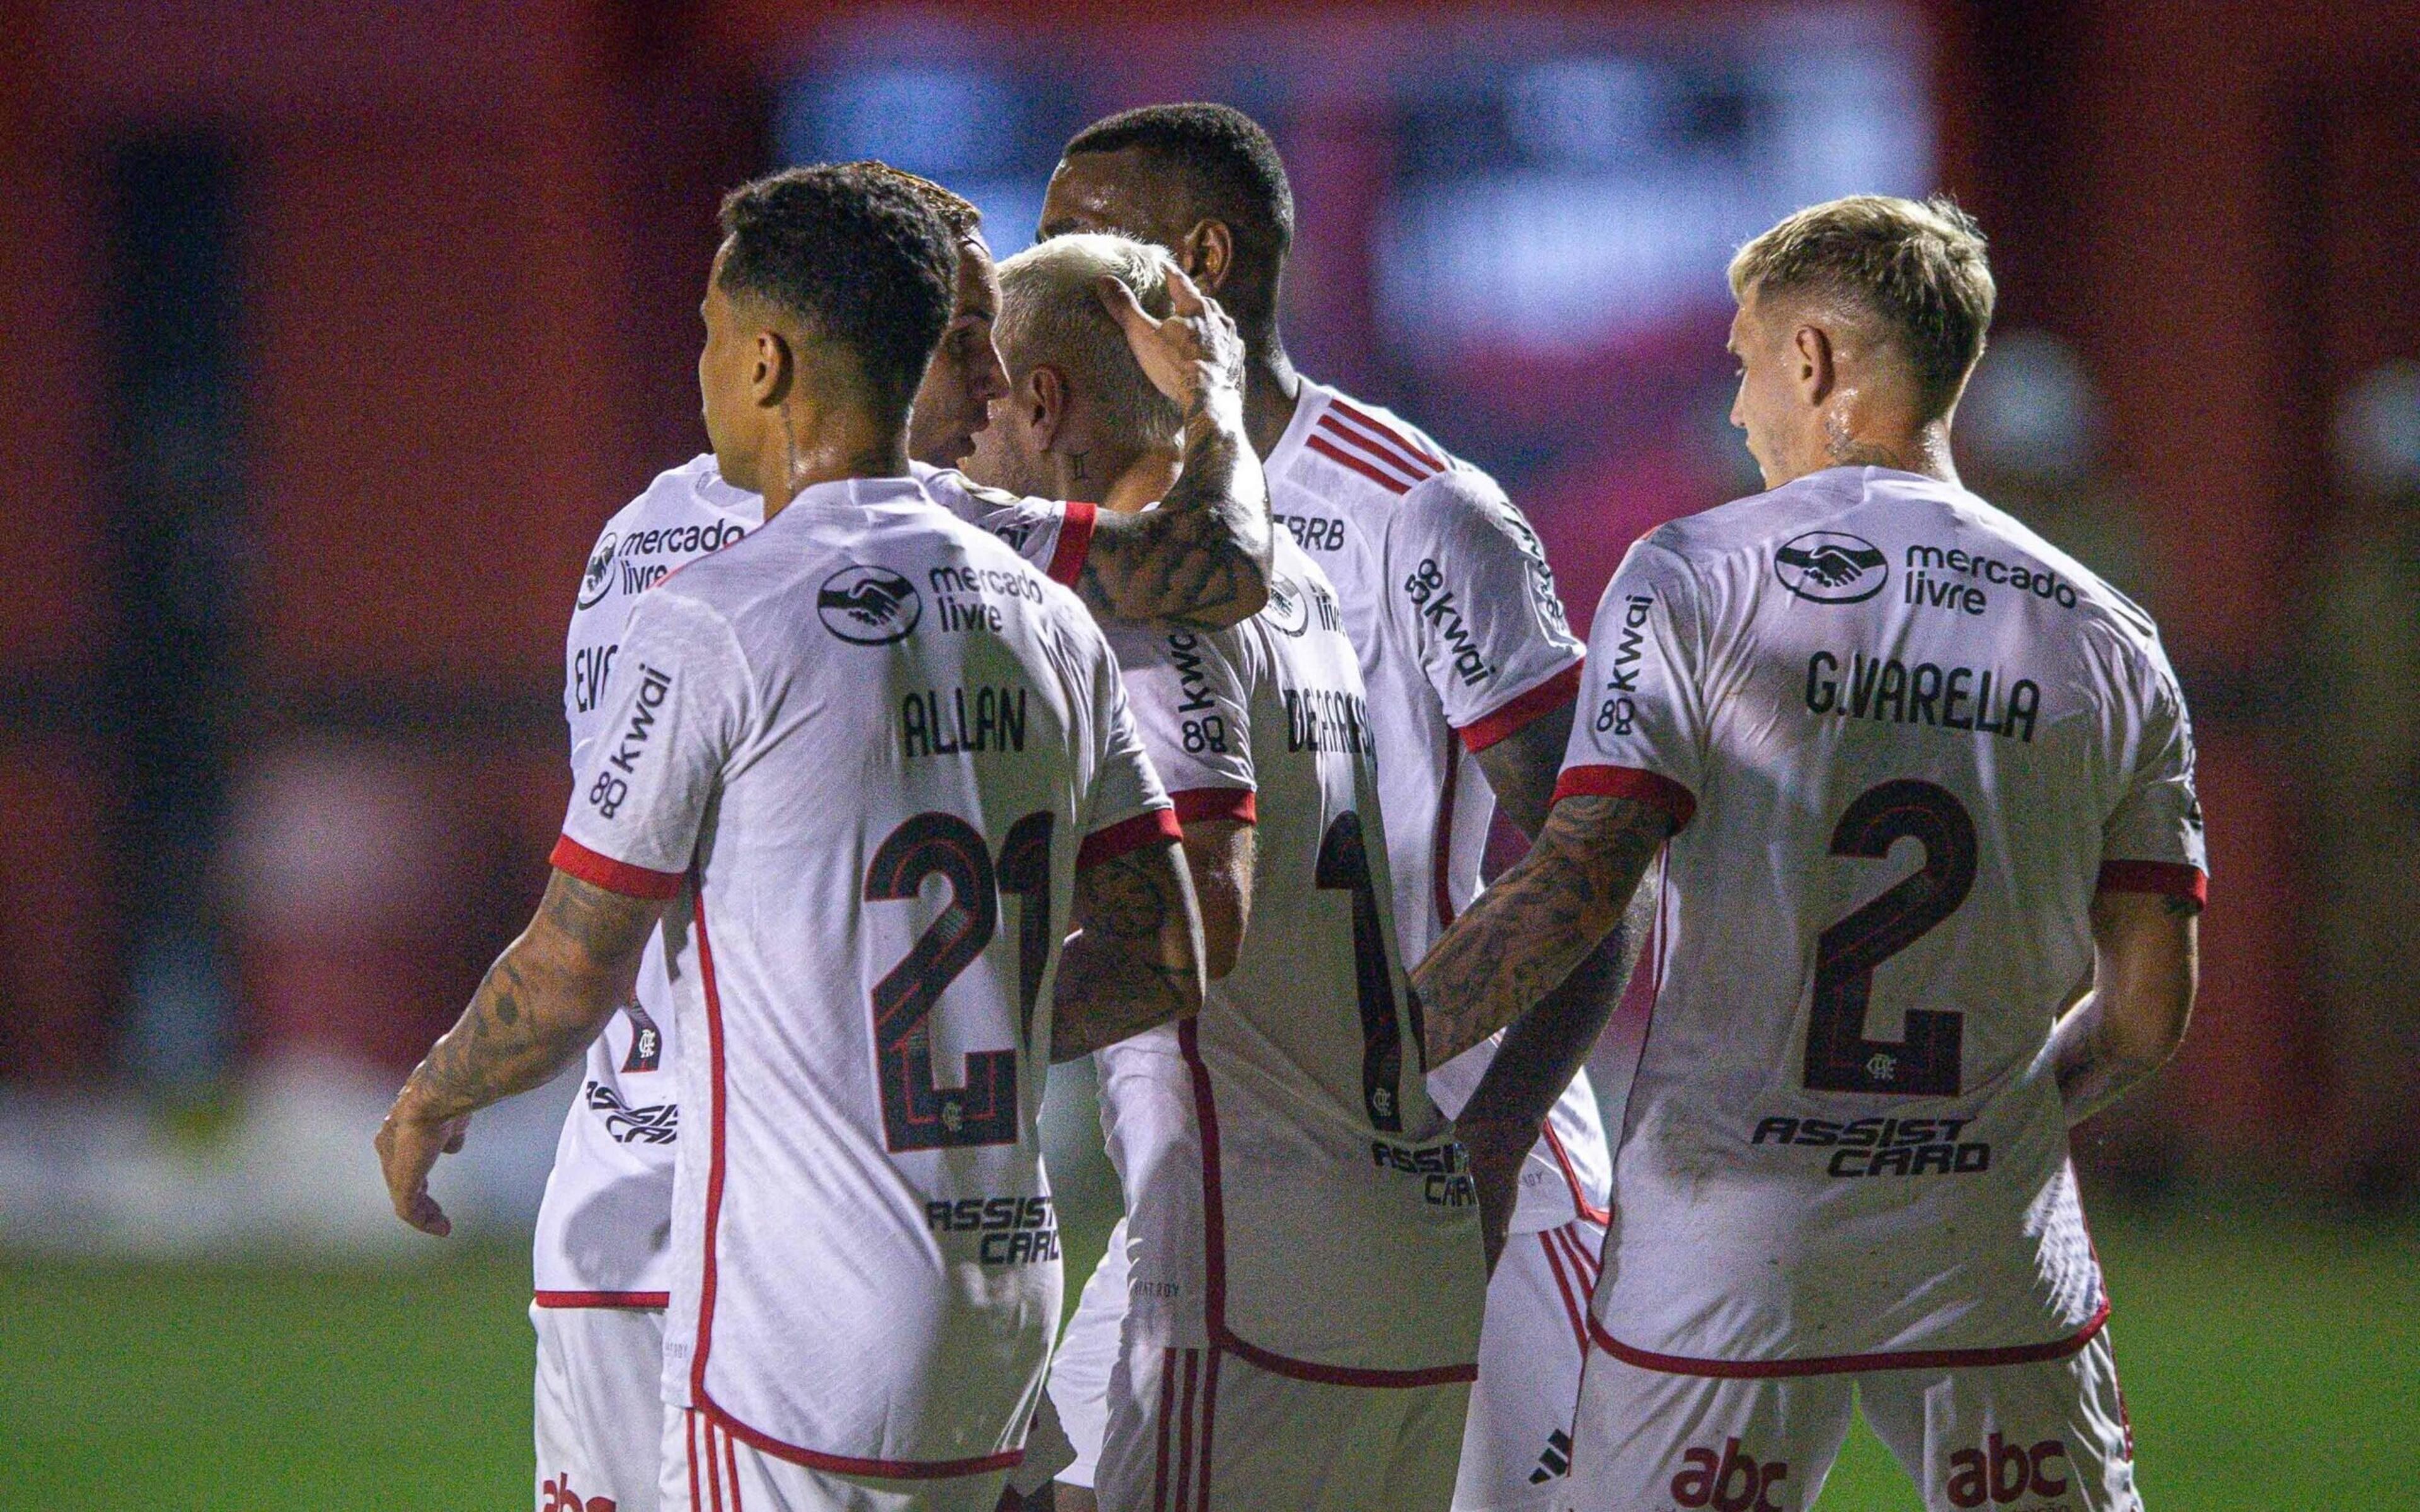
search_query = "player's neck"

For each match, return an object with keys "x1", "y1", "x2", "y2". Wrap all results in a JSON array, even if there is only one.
[
  {"x1": 1789, "y1": 421, "x2": 1960, "y2": 490},
  {"x1": 1242, "y1": 336, "x2": 1303, "y2": 461},
  {"x1": 758, "y1": 410, "x2": 910, "y2": 520}
]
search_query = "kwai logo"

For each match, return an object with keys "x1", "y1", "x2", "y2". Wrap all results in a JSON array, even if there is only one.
[
  {"x1": 1775, "y1": 531, "x2": 1889, "y2": 604},
  {"x1": 818, "y1": 565, "x2": 922, "y2": 644},
  {"x1": 577, "y1": 533, "x2": 618, "y2": 609}
]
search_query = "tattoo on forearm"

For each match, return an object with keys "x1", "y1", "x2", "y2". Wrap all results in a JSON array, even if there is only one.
[
  {"x1": 403, "y1": 873, "x2": 658, "y2": 1120},
  {"x1": 1415, "y1": 796, "x2": 1669, "y2": 1065},
  {"x1": 1080, "y1": 401, "x2": 1271, "y2": 629},
  {"x1": 1052, "y1": 844, "x2": 1202, "y2": 1060}
]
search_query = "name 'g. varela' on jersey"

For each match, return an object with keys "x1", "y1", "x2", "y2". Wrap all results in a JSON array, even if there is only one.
[
  {"x1": 1562, "y1": 466, "x2": 2206, "y2": 1371},
  {"x1": 1100, "y1": 534, "x2": 1489, "y2": 1381},
  {"x1": 551, "y1": 474, "x2": 1174, "y2": 1474}
]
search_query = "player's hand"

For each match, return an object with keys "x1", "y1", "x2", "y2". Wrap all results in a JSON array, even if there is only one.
[
  {"x1": 1097, "y1": 267, "x2": 1244, "y2": 416},
  {"x1": 1456, "y1": 1113, "x2": 1536, "y2": 1276},
  {"x1": 374, "y1": 1090, "x2": 469, "y2": 1238}
]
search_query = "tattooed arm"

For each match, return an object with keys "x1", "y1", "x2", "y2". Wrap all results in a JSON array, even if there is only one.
[
  {"x1": 1414, "y1": 794, "x2": 1673, "y2": 1069},
  {"x1": 375, "y1": 870, "x2": 662, "y2": 1235},
  {"x1": 2049, "y1": 888, "x2": 2199, "y2": 1125},
  {"x1": 1083, "y1": 269, "x2": 1272, "y2": 630},
  {"x1": 1051, "y1": 837, "x2": 1207, "y2": 1062}
]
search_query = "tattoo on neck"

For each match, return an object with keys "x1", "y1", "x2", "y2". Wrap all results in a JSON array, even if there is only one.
[
  {"x1": 1068, "y1": 450, "x2": 1088, "y2": 482},
  {"x1": 1827, "y1": 438, "x2": 1918, "y2": 471}
]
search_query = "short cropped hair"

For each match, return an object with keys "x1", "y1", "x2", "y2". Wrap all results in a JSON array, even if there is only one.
[
  {"x1": 850, "y1": 161, "x2": 984, "y2": 243},
  {"x1": 715, "y1": 163, "x2": 956, "y2": 422},
  {"x1": 995, "y1": 233, "x2": 1185, "y2": 452},
  {"x1": 1063, "y1": 103, "x2": 1293, "y2": 326},
  {"x1": 1729, "y1": 195, "x2": 1997, "y2": 420}
]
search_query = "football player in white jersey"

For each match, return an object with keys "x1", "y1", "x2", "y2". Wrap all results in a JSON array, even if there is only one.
[
  {"x1": 1414, "y1": 196, "x2": 2205, "y2": 1512},
  {"x1": 529, "y1": 171, "x2": 1274, "y2": 1512},
  {"x1": 1029, "y1": 105, "x2": 1647, "y2": 1511},
  {"x1": 377, "y1": 164, "x2": 1241, "y2": 1512},
  {"x1": 969, "y1": 229, "x2": 1489, "y2": 1511}
]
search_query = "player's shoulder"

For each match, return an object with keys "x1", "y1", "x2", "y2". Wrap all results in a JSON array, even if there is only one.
[
  {"x1": 1284, "y1": 381, "x2": 1472, "y2": 507},
  {"x1": 573, "y1": 454, "x2": 759, "y2": 624}
]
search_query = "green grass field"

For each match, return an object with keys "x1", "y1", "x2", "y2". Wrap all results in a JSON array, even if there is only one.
[{"x1": 4, "y1": 1205, "x2": 2412, "y2": 1509}]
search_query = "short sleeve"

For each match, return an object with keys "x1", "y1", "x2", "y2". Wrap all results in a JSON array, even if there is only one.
[
  {"x1": 1553, "y1": 539, "x2": 1707, "y2": 832},
  {"x1": 2097, "y1": 649, "x2": 2208, "y2": 904},
  {"x1": 1076, "y1": 633, "x2": 1179, "y2": 868},
  {"x1": 1386, "y1": 470, "x2": 1586, "y2": 750},
  {"x1": 1102, "y1": 619, "x2": 1258, "y2": 828},
  {"x1": 552, "y1": 591, "x2": 751, "y2": 898},
  {"x1": 926, "y1": 469, "x2": 1095, "y2": 588}
]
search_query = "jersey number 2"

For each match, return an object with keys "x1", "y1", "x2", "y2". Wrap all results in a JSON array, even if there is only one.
[
  {"x1": 864, "y1": 810, "x2": 1054, "y2": 1151},
  {"x1": 1317, "y1": 811, "x2": 1424, "y2": 1131},
  {"x1": 1803, "y1": 779, "x2": 1976, "y2": 1097}
]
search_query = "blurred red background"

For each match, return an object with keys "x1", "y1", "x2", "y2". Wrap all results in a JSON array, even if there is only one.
[{"x1": 3, "y1": 0, "x2": 2415, "y2": 1200}]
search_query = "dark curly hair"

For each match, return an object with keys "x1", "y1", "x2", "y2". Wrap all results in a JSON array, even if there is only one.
[{"x1": 715, "y1": 163, "x2": 956, "y2": 424}]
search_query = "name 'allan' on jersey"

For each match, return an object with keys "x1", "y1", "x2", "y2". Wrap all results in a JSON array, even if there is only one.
[
  {"x1": 1559, "y1": 466, "x2": 2206, "y2": 1370},
  {"x1": 1098, "y1": 533, "x2": 1488, "y2": 1382},
  {"x1": 552, "y1": 476, "x2": 1173, "y2": 1472},
  {"x1": 536, "y1": 454, "x2": 1098, "y2": 1307}
]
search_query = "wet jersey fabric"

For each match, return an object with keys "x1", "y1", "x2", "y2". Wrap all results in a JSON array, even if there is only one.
[
  {"x1": 553, "y1": 475, "x2": 1170, "y2": 1471},
  {"x1": 536, "y1": 456, "x2": 1093, "y2": 1303},
  {"x1": 1559, "y1": 465, "x2": 2206, "y2": 1370},
  {"x1": 1095, "y1": 533, "x2": 1489, "y2": 1380},
  {"x1": 1262, "y1": 381, "x2": 1608, "y2": 1233}
]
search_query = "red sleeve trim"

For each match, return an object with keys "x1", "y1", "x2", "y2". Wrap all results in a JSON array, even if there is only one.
[
  {"x1": 1076, "y1": 805, "x2": 1182, "y2": 869},
  {"x1": 1045, "y1": 500, "x2": 1098, "y2": 586},
  {"x1": 533, "y1": 1290, "x2": 670, "y2": 1310},
  {"x1": 2096, "y1": 859, "x2": 2207, "y2": 903},
  {"x1": 1552, "y1": 764, "x2": 1697, "y2": 833},
  {"x1": 1169, "y1": 788, "x2": 1258, "y2": 826},
  {"x1": 550, "y1": 833, "x2": 686, "y2": 900},
  {"x1": 1457, "y1": 660, "x2": 1584, "y2": 752}
]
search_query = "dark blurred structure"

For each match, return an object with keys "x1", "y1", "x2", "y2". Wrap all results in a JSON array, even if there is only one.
[{"x1": 3, "y1": 0, "x2": 2416, "y2": 1201}]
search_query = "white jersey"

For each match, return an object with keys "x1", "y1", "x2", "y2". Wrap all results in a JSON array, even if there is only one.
[
  {"x1": 536, "y1": 456, "x2": 1093, "y2": 1303},
  {"x1": 1561, "y1": 465, "x2": 2208, "y2": 1370},
  {"x1": 551, "y1": 473, "x2": 1162, "y2": 1474},
  {"x1": 1264, "y1": 382, "x2": 1610, "y2": 1232},
  {"x1": 1097, "y1": 534, "x2": 1489, "y2": 1382}
]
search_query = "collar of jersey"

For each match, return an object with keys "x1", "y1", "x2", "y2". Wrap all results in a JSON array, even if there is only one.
[{"x1": 783, "y1": 474, "x2": 930, "y2": 514}]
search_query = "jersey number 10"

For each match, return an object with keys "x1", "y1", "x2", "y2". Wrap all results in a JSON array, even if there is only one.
[
  {"x1": 1804, "y1": 779, "x2": 1978, "y2": 1097},
  {"x1": 864, "y1": 810, "x2": 1055, "y2": 1152}
]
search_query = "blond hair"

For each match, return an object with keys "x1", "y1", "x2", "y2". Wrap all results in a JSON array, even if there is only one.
[
  {"x1": 996, "y1": 233, "x2": 1185, "y2": 451},
  {"x1": 1729, "y1": 195, "x2": 1995, "y2": 420}
]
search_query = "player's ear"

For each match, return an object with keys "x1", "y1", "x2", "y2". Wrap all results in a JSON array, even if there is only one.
[
  {"x1": 751, "y1": 329, "x2": 795, "y2": 408},
  {"x1": 1793, "y1": 323, "x2": 1836, "y2": 407},
  {"x1": 1180, "y1": 219, "x2": 1234, "y2": 298},
  {"x1": 1028, "y1": 364, "x2": 1071, "y2": 452}
]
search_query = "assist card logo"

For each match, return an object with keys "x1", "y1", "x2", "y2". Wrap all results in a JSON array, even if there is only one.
[
  {"x1": 1775, "y1": 531, "x2": 1889, "y2": 604},
  {"x1": 818, "y1": 564, "x2": 922, "y2": 644}
]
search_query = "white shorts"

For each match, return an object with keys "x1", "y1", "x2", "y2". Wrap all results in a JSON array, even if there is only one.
[
  {"x1": 659, "y1": 1407, "x2": 1010, "y2": 1512},
  {"x1": 1095, "y1": 1334, "x2": 1469, "y2": 1512},
  {"x1": 1046, "y1": 1217, "x2": 1133, "y2": 1491},
  {"x1": 1563, "y1": 1327, "x2": 2141, "y2": 1511},
  {"x1": 1054, "y1": 1216, "x2": 1599, "y2": 1511},
  {"x1": 533, "y1": 1300, "x2": 667, "y2": 1512},
  {"x1": 1456, "y1": 1220, "x2": 1605, "y2": 1511}
]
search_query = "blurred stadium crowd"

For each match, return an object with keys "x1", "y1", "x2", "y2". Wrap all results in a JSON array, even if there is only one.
[{"x1": 1, "y1": 0, "x2": 2415, "y2": 1256}]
